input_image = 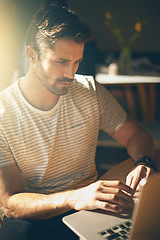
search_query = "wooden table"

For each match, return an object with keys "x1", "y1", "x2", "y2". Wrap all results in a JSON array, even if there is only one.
[{"x1": 95, "y1": 74, "x2": 160, "y2": 122}]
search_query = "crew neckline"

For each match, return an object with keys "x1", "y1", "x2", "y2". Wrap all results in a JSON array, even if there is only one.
[{"x1": 16, "y1": 78, "x2": 63, "y2": 115}]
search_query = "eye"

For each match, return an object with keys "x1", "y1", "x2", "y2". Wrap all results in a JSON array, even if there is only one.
[
  {"x1": 56, "y1": 60, "x2": 67, "y2": 64},
  {"x1": 75, "y1": 59, "x2": 82, "y2": 65}
]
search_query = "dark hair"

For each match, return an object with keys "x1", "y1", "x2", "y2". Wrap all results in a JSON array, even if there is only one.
[
  {"x1": 26, "y1": 5, "x2": 91, "y2": 56},
  {"x1": 39, "y1": 0, "x2": 68, "y2": 9}
]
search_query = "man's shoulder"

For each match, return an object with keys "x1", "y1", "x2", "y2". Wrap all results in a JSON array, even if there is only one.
[
  {"x1": 0, "y1": 81, "x2": 17, "y2": 99},
  {"x1": 0, "y1": 81, "x2": 18, "y2": 116}
]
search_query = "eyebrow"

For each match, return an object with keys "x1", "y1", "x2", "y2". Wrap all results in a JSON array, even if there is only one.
[{"x1": 58, "y1": 58, "x2": 83, "y2": 63}]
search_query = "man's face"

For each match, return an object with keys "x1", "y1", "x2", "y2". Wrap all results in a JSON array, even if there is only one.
[{"x1": 33, "y1": 39, "x2": 84, "y2": 96}]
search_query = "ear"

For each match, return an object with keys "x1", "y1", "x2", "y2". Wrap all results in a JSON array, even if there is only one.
[{"x1": 26, "y1": 46, "x2": 38, "y2": 63}]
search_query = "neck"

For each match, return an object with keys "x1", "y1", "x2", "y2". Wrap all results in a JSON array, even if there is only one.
[{"x1": 19, "y1": 71, "x2": 59, "y2": 111}]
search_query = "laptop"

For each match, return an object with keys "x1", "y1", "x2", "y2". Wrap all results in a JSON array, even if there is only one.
[{"x1": 63, "y1": 174, "x2": 160, "y2": 240}]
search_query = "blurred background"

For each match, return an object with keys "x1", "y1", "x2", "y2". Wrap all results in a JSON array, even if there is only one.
[
  {"x1": 0, "y1": 0, "x2": 160, "y2": 175},
  {"x1": 1, "y1": 0, "x2": 160, "y2": 89}
]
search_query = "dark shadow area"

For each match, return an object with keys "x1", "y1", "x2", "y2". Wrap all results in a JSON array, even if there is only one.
[{"x1": 95, "y1": 146, "x2": 130, "y2": 178}]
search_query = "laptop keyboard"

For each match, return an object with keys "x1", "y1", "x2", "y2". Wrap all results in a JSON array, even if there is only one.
[{"x1": 98, "y1": 219, "x2": 132, "y2": 239}]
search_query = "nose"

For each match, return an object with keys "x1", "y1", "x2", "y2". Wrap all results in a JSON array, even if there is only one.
[{"x1": 64, "y1": 64, "x2": 77, "y2": 79}]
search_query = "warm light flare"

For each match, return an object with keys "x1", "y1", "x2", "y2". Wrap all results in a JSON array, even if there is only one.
[
  {"x1": 105, "y1": 12, "x2": 112, "y2": 20},
  {"x1": 134, "y1": 21, "x2": 142, "y2": 32},
  {"x1": 0, "y1": 2, "x2": 18, "y2": 92}
]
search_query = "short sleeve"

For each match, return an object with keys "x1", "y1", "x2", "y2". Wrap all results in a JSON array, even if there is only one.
[
  {"x1": 95, "y1": 81, "x2": 127, "y2": 133},
  {"x1": 0, "y1": 125, "x2": 15, "y2": 167}
]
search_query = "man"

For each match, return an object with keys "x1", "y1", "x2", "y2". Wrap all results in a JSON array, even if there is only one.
[{"x1": 0, "y1": 4, "x2": 157, "y2": 240}]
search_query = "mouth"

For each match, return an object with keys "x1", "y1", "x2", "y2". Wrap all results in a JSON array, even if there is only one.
[
  {"x1": 57, "y1": 78, "x2": 74, "y2": 86},
  {"x1": 56, "y1": 78, "x2": 74, "y2": 89}
]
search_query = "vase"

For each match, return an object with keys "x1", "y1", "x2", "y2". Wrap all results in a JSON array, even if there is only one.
[{"x1": 118, "y1": 47, "x2": 132, "y2": 75}]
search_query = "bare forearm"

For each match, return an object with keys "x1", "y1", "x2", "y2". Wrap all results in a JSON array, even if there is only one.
[
  {"x1": 111, "y1": 118, "x2": 155, "y2": 162},
  {"x1": 126, "y1": 129, "x2": 155, "y2": 162},
  {"x1": 3, "y1": 191, "x2": 74, "y2": 220},
  {"x1": 2, "y1": 180, "x2": 135, "y2": 220}
]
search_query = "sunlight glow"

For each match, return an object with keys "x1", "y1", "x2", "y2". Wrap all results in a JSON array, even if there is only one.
[{"x1": 0, "y1": 2, "x2": 18, "y2": 92}]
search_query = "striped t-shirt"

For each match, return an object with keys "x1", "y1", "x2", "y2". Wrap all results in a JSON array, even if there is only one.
[{"x1": 0, "y1": 74, "x2": 127, "y2": 193}]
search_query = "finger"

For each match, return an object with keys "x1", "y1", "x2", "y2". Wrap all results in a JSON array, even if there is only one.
[
  {"x1": 113, "y1": 195, "x2": 134, "y2": 209},
  {"x1": 117, "y1": 189, "x2": 134, "y2": 205},
  {"x1": 130, "y1": 166, "x2": 147, "y2": 191},
  {"x1": 126, "y1": 174, "x2": 133, "y2": 188},
  {"x1": 130, "y1": 175, "x2": 141, "y2": 191},
  {"x1": 102, "y1": 180, "x2": 134, "y2": 195},
  {"x1": 146, "y1": 167, "x2": 154, "y2": 178},
  {"x1": 130, "y1": 173, "x2": 144, "y2": 191},
  {"x1": 97, "y1": 190, "x2": 134, "y2": 210},
  {"x1": 97, "y1": 200, "x2": 123, "y2": 213},
  {"x1": 100, "y1": 187, "x2": 134, "y2": 205},
  {"x1": 104, "y1": 202, "x2": 123, "y2": 213}
]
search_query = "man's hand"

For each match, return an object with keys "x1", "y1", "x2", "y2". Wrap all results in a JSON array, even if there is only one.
[
  {"x1": 70, "y1": 180, "x2": 134, "y2": 213},
  {"x1": 126, "y1": 164, "x2": 155, "y2": 193}
]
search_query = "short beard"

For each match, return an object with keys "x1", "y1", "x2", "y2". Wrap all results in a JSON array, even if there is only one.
[{"x1": 35, "y1": 70, "x2": 74, "y2": 96}]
